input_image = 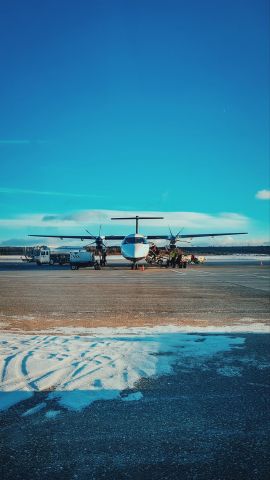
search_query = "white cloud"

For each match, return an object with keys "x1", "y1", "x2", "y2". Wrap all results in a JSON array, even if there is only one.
[
  {"x1": 191, "y1": 236, "x2": 270, "y2": 247},
  {"x1": 0, "y1": 209, "x2": 250, "y2": 231},
  {"x1": 255, "y1": 189, "x2": 270, "y2": 200},
  {"x1": 0, "y1": 140, "x2": 47, "y2": 145},
  {"x1": 0, "y1": 187, "x2": 104, "y2": 199},
  {"x1": 53, "y1": 209, "x2": 249, "y2": 231},
  {"x1": 1, "y1": 209, "x2": 269, "y2": 246}
]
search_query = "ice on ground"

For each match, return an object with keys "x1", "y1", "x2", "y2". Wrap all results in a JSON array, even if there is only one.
[
  {"x1": 9, "y1": 322, "x2": 269, "y2": 336},
  {"x1": 0, "y1": 330, "x2": 247, "y2": 412},
  {"x1": 122, "y1": 392, "x2": 143, "y2": 401},
  {"x1": 45, "y1": 410, "x2": 60, "y2": 419},
  {"x1": 0, "y1": 391, "x2": 33, "y2": 411},
  {"x1": 48, "y1": 389, "x2": 121, "y2": 411},
  {"x1": 22, "y1": 402, "x2": 47, "y2": 416},
  {"x1": 206, "y1": 254, "x2": 270, "y2": 262},
  {"x1": 217, "y1": 366, "x2": 243, "y2": 377}
]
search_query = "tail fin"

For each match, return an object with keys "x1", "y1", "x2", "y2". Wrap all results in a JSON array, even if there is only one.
[{"x1": 111, "y1": 215, "x2": 164, "y2": 233}]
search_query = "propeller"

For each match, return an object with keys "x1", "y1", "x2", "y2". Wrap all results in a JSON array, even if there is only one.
[
  {"x1": 167, "y1": 227, "x2": 191, "y2": 249},
  {"x1": 84, "y1": 225, "x2": 106, "y2": 252}
]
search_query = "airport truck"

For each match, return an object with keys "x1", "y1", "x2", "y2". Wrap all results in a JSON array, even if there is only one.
[
  {"x1": 70, "y1": 250, "x2": 100, "y2": 270},
  {"x1": 24, "y1": 246, "x2": 100, "y2": 269},
  {"x1": 32, "y1": 246, "x2": 70, "y2": 265}
]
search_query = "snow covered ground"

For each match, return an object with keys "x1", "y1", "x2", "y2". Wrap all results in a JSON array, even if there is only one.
[
  {"x1": 205, "y1": 254, "x2": 270, "y2": 263},
  {"x1": 2, "y1": 326, "x2": 269, "y2": 413},
  {"x1": 1, "y1": 254, "x2": 270, "y2": 263}
]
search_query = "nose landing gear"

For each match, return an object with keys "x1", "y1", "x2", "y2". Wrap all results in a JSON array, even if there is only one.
[{"x1": 131, "y1": 263, "x2": 139, "y2": 270}]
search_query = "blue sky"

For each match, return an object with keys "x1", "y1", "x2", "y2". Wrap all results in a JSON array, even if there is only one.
[{"x1": 0, "y1": 0, "x2": 269, "y2": 245}]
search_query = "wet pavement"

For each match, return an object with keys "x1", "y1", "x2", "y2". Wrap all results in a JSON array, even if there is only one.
[
  {"x1": 1, "y1": 333, "x2": 270, "y2": 480},
  {"x1": 1, "y1": 258, "x2": 269, "y2": 478}
]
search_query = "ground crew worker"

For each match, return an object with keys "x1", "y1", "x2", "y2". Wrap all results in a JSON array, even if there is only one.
[
  {"x1": 176, "y1": 252, "x2": 183, "y2": 268},
  {"x1": 101, "y1": 249, "x2": 107, "y2": 266},
  {"x1": 171, "y1": 249, "x2": 177, "y2": 268}
]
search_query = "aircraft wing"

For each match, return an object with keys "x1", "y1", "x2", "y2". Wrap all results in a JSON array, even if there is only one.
[
  {"x1": 147, "y1": 232, "x2": 247, "y2": 240},
  {"x1": 28, "y1": 234, "x2": 125, "y2": 240},
  {"x1": 29, "y1": 232, "x2": 247, "y2": 241},
  {"x1": 104, "y1": 236, "x2": 125, "y2": 240},
  {"x1": 179, "y1": 232, "x2": 247, "y2": 239}
]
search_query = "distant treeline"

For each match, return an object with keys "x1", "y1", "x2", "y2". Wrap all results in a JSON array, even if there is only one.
[
  {"x1": 174, "y1": 246, "x2": 270, "y2": 255},
  {"x1": 107, "y1": 246, "x2": 270, "y2": 255},
  {"x1": 0, "y1": 245, "x2": 269, "y2": 255}
]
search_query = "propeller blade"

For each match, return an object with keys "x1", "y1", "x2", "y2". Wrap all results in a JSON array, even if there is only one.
[
  {"x1": 175, "y1": 227, "x2": 184, "y2": 238},
  {"x1": 84, "y1": 228, "x2": 96, "y2": 238}
]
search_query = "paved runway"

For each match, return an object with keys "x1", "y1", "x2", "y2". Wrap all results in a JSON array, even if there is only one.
[
  {"x1": 0, "y1": 256, "x2": 269, "y2": 332},
  {"x1": 1, "y1": 256, "x2": 270, "y2": 479},
  {"x1": 1, "y1": 332, "x2": 270, "y2": 480}
]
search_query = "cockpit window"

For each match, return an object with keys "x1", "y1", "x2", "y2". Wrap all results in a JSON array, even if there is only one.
[{"x1": 123, "y1": 237, "x2": 147, "y2": 244}]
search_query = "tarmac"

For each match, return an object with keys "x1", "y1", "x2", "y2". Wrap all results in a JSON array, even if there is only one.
[
  {"x1": 0, "y1": 256, "x2": 269, "y2": 332},
  {"x1": 1, "y1": 256, "x2": 270, "y2": 480}
]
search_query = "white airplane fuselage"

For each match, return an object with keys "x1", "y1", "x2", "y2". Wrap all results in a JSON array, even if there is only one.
[{"x1": 121, "y1": 234, "x2": 149, "y2": 263}]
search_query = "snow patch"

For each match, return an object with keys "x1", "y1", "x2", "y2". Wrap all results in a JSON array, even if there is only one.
[
  {"x1": 22, "y1": 402, "x2": 47, "y2": 416},
  {"x1": 0, "y1": 330, "x2": 247, "y2": 412},
  {"x1": 0, "y1": 391, "x2": 33, "y2": 411},
  {"x1": 217, "y1": 366, "x2": 243, "y2": 377},
  {"x1": 45, "y1": 410, "x2": 61, "y2": 419},
  {"x1": 122, "y1": 392, "x2": 143, "y2": 402},
  {"x1": 4, "y1": 322, "x2": 268, "y2": 336}
]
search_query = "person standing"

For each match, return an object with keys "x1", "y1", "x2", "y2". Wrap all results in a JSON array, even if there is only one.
[
  {"x1": 101, "y1": 249, "x2": 107, "y2": 266},
  {"x1": 171, "y1": 249, "x2": 177, "y2": 268},
  {"x1": 176, "y1": 252, "x2": 183, "y2": 268}
]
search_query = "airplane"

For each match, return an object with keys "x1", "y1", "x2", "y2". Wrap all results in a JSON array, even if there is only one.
[{"x1": 29, "y1": 215, "x2": 248, "y2": 269}]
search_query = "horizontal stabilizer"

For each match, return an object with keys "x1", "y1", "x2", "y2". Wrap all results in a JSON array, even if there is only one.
[
  {"x1": 111, "y1": 216, "x2": 164, "y2": 220},
  {"x1": 111, "y1": 215, "x2": 164, "y2": 234}
]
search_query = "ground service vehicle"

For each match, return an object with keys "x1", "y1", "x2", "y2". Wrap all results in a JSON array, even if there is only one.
[
  {"x1": 70, "y1": 250, "x2": 100, "y2": 270},
  {"x1": 32, "y1": 246, "x2": 70, "y2": 265}
]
